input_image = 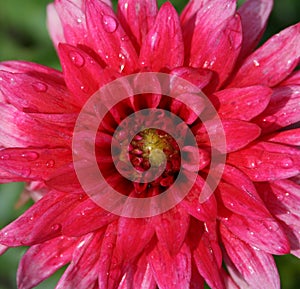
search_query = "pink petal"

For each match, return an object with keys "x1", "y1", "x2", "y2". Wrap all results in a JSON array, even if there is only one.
[
  {"x1": 131, "y1": 253, "x2": 156, "y2": 289},
  {"x1": 221, "y1": 223, "x2": 280, "y2": 289},
  {"x1": 0, "y1": 244, "x2": 8, "y2": 255},
  {"x1": 47, "y1": 3, "x2": 66, "y2": 49},
  {"x1": 148, "y1": 242, "x2": 191, "y2": 289},
  {"x1": 221, "y1": 269, "x2": 240, "y2": 289},
  {"x1": 139, "y1": 2, "x2": 184, "y2": 71},
  {"x1": 237, "y1": 0, "x2": 273, "y2": 60},
  {"x1": 190, "y1": 261, "x2": 205, "y2": 289},
  {"x1": 98, "y1": 222, "x2": 125, "y2": 289},
  {"x1": 218, "y1": 181, "x2": 271, "y2": 219},
  {"x1": 189, "y1": 15, "x2": 242, "y2": 87},
  {"x1": 115, "y1": 217, "x2": 154, "y2": 260},
  {"x1": 196, "y1": 119, "x2": 261, "y2": 153},
  {"x1": 280, "y1": 223, "x2": 300, "y2": 258},
  {"x1": 258, "y1": 180, "x2": 300, "y2": 227},
  {"x1": 0, "y1": 71, "x2": 77, "y2": 113},
  {"x1": 0, "y1": 147, "x2": 72, "y2": 182},
  {"x1": 155, "y1": 205, "x2": 189, "y2": 255},
  {"x1": 0, "y1": 104, "x2": 71, "y2": 148},
  {"x1": 170, "y1": 67, "x2": 213, "y2": 90},
  {"x1": 0, "y1": 61, "x2": 78, "y2": 108},
  {"x1": 117, "y1": 0, "x2": 157, "y2": 49},
  {"x1": 227, "y1": 141, "x2": 300, "y2": 181},
  {"x1": 253, "y1": 85, "x2": 300, "y2": 133},
  {"x1": 17, "y1": 236, "x2": 77, "y2": 289},
  {"x1": 180, "y1": 176, "x2": 217, "y2": 221},
  {"x1": 86, "y1": 0, "x2": 138, "y2": 73},
  {"x1": 221, "y1": 213, "x2": 290, "y2": 254},
  {"x1": 194, "y1": 230, "x2": 225, "y2": 289},
  {"x1": 61, "y1": 197, "x2": 118, "y2": 237},
  {"x1": 266, "y1": 129, "x2": 300, "y2": 146},
  {"x1": 280, "y1": 70, "x2": 300, "y2": 86},
  {"x1": 52, "y1": 0, "x2": 88, "y2": 47},
  {"x1": 230, "y1": 23, "x2": 300, "y2": 88},
  {"x1": 0, "y1": 191, "x2": 83, "y2": 246},
  {"x1": 56, "y1": 232, "x2": 104, "y2": 289},
  {"x1": 182, "y1": 0, "x2": 236, "y2": 37},
  {"x1": 58, "y1": 43, "x2": 116, "y2": 106},
  {"x1": 221, "y1": 165, "x2": 259, "y2": 199},
  {"x1": 212, "y1": 85, "x2": 272, "y2": 121}
]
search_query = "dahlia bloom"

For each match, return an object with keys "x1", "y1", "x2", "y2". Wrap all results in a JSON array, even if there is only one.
[{"x1": 0, "y1": 0, "x2": 300, "y2": 288}]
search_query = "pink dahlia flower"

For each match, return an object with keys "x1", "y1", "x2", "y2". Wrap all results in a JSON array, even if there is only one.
[{"x1": 0, "y1": 0, "x2": 300, "y2": 288}]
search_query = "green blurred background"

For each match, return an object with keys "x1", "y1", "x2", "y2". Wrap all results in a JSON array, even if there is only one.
[{"x1": 0, "y1": 0, "x2": 299, "y2": 288}]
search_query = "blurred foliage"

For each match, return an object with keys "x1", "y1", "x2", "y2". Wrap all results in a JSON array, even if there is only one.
[{"x1": 0, "y1": 0, "x2": 299, "y2": 288}]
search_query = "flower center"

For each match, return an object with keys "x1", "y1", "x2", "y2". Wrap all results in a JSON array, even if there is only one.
[{"x1": 129, "y1": 128, "x2": 180, "y2": 188}]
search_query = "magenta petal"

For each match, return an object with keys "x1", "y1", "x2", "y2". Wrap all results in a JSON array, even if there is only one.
[
  {"x1": 258, "y1": 180, "x2": 300, "y2": 228},
  {"x1": 58, "y1": 43, "x2": 115, "y2": 105},
  {"x1": 212, "y1": 85, "x2": 272, "y2": 121},
  {"x1": 0, "y1": 147, "x2": 72, "y2": 182},
  {"x1": 86, "y1": 0, "x2": 138, "y2": 73},
  {"x1": 148, "y1": 242, "x2": 191, "y2": 289},
  {"x1": 266, "y1": 129, "x2": 300, "y2": 146},
  {"x1": 56, "y1": 232, "x2": 103, "y2": 289},
  {"x1": 62, "y1": 198, "x2": 118, "y2": 237},
  {"x1": 139, "y1": 2, "x2": 184, "y2": 71},
  {"x1": 253, "y1": 85, "x2": 300, "y2": 133},
  {"x1": 227, "y1": 142, "x2": 300, "y2": 181},
  {"x1": 221, "y1": 213, "x2": 290, "y2": 255},
  {"x1": 117, "y1": 0, "x2": 157, "y2": 49},
  {"x1": 181, "y1": 176, "x2": 217, "y2": 221},
  {"x1": 0, "y1": 244, "x2": 8, "y2": 255},
  {"x1": 155, "y1": 205, "x2": 189, "y2": 255},
  {"x1": 116, "y1": 217, "x2": 154, "y2": 260},
  {"x1": 194, "y1": 231, "x2": 225, "y2": 289},
  {"x1": 237, "y1": 0, "x2": 273, "y2": 60},
  {"x1": 221, "y1": 223, "x2": 280, "y2": 289},
  {"x1": 170, "y1": 67, "x2": 213, "y2": 90},
  {"x1": 230, "y1": 23, "x2": 300, "y2": 87},
  {"x1": 98, "y1": 223, "x2": 124, "y2": 289},
  {"x1": 47, "y1": 3, "x2": 66, "y2": 49},
  {"x1": 131, "y1": 253, "x2": 156, "y2": 289},
  {"x1": 0, "y1": 104, "x2": 71, "y2": 148},
  {"x1": 52, "y1": 0, "x2": 88, "y2": 47},
  {"x1": 17, "y1": 236, "x2": 77, "y2": 289},
  {"x1": 222, "y1": 119, "x2": 261, "y2": 152},
  {"x1": 189, "y1": 15, "x2": 242, "y2": 87},
  {"x1": 218, "y1": 181, "x2": 271, "y2": 218},
  {"x1": 0, "y1": 191, "x2": 81, "y2": 246},
  {"x1": 280, "y1": 70, "x2": 300, "y2": 86}
]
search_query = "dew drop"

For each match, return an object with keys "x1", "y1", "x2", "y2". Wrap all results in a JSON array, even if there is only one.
[
  {"x1": 102, "y1": 15, "x2": 118, "y2": 33},
  {"x1": 118, "y1": 53, "x2": 126, "y2": 72},
  {"x1": 22, "y1": 168, "x2": 31, "y2": 178},
  {"x1": 261, "y1": 115, "x2": 277, "y2": 127},
  {"x1": 69, "y1": 51, "x2": 85, "y2": 67},
  {"x1": 32, "y1": 82, "x2": 48, "y2": 92},
  {"x1": 21, "y1": 151, "x2": 39, "y2": 161},
  {"x1": 46, "y1": 160, "x2": 55, "y2": 168},
  {"x1": 253, "y1": 60, "x2": 260, "y2": 67},
  {"x1": 121, "y1": 35, "x2": 129, "y2": 42},
  {"x1": 280, "y1": 157, "x2": 294, "y2": 168},
  {"x1": 51, "y1": 223, "x2": 61, "y2": 231},
  {"x1": 0, "y1": 154, "x2": 10, "y2": 160}
]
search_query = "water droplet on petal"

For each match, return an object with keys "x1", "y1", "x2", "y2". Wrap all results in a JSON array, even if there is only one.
[
  {"x1": 32, "y1": 82, "x2": 48, "y2": 92},
  {"x1": 0, "y1": 154, "x2": 10, "y2": 160},
  {"x1": 121, "y1": 35, "x2": 129, "y2": 42},
  {"x1": 69, "y1": 51, "x2": 85, "y2": 67},
  {"x1": 280, "y1": 157, "x2": 294, "y2": 168},
  {"x1": 22, "y1": 168, "x2": 31, "y2": 178},
  {"x1": 261, "y1": 115, "x2": 277, "y2": 127},
  {"x1": 21, "y1": 151, "x2": 39, "y2": 161},
  {"x1": 46, "y1": 160, "x2": 55, "y2": 168},
  {"x1": 51, "y1": 223, "x2": 61, "y2": 231},
  {"x1": 253, "y1": 60, "x2": 260, "y2": 67},
  {"x1": 118, "y1": 53, "x2": 126, "y2": 72},
  {"x1": 102, "y1": 15, "x2": 118, "y2": 33}
]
